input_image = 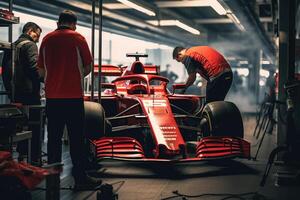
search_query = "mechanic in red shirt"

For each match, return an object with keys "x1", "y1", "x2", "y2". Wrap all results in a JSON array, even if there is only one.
[
  {"x1": 38, "y1": 10, "x2": 100, "y2": 188},
  {"x1": 173, "y1": 46, "x2": 233, "y2": 103}
]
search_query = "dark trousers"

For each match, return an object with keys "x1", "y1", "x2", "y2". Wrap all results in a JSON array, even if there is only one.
[
  {"x1": 15, "y1": 94, "x2": 41, "y2": 163},
  {"x1": 46, "y1": 98, "x2": 87, "y2": 179},
  {"x1": 206, "y1": 71, "x2": 233, "y2": 103}
]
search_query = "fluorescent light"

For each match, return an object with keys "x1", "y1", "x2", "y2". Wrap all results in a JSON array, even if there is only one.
[
  {"x1": 261, "y1": 60, "x2": 271, "y2": 65},
  {"x1": 176, "y1": 20, "x2": 200, "y2": 35},
  {"x1": 147, "y1": 20, "x2": 200, "y2": 35},
  {"x1": 117, "y1": 0, "x2": 156, "y2": 16},
  {"x1": 226, "y1": 56, "x2": 236, "y2": 61},
  {"x1": 259, "y1": 80, "x2": 265, "y2": 86},
  {"x1": 155, "y1": 1, "x2": 227, "y2": 16},
  {"x1": 227, "y1": 12, "x2": 245, "y2": 31},
  {"x1": 209, "y1": 0, "x2": 227, "y2": 15},
  {"x1": 236, "y1": 68, "x2": 249, "y2": 77},
  {"x1": 260, "y1": 69, "x2": 270, "y2": 78},
  {"x1": 239, "y1": 60, "x2": 249, "y2": 65}
]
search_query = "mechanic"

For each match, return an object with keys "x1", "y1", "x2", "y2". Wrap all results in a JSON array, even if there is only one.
[
  {"x1": 173, "y1": 46, "x2": 233, "y2": 103},
  {"x1": 37, "y1": 10, "x2": 101, "y2": 189},
  {"x1": 160, "y1": 64, "x2": 178, "y2": 85},
  {"x1": 2, "y1": 22, "x2": 42, "y2": 164}
]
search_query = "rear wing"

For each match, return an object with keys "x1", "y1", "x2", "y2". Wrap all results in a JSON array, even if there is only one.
[
  {"x1": 144, "y1": 65, "x2": 160, "y2": 75},
  {"x1": 94, "y1": 64, "x2": 122, "y2": 76},
  {"x1": 121, "y1": 65, "x2": 160, "y2": 75},
  {"x1": 94, "y1": 64, "x2": 160, "y2": 76}
]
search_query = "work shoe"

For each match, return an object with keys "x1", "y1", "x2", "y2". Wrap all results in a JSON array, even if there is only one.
[{"x1": 74, "y1": 174, "x2": 102, "y2": 191}]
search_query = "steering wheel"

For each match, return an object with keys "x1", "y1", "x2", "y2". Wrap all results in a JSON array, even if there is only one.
[{"x1": 127, "y1": 84, "x2": 148, "y2": 94}]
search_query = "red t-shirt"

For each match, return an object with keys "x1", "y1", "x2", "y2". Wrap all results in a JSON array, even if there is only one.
[
  {"x1": 37, "y1": 28, "x2": 92, "y2": 98},
  {"x1": 184, "y1": 46, "x2": 231, "y2": 81}
]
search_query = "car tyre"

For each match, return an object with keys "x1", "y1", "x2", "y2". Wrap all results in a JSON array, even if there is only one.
[
  {"x1": 84, "y1": 101, "x2": 105, "y2": 139},
  {"x1": 201, "y1": 101, "x2": 244, "y2": 138}
]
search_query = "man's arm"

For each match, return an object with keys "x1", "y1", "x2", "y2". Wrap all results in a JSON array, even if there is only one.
[
  {"x1": 23, "y1": 43, "x2": 41, "y2": 81},
  {"x1": 78, "y1": 36, "x2": 93, "y2": 77},
  {"x1": 185, "y1": 72, "x2": 196, "y2": 88},
  {"x1": 37, "y1": 42, "x2": 45, "y2": 79}
]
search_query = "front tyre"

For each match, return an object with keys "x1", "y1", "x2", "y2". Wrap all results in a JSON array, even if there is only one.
[
  {"x1": 84, "y1": 101, "x2": 105, "y2": 140},
  {"x1": 201, "y1": 101, "x2": 244, "y2": 138}
]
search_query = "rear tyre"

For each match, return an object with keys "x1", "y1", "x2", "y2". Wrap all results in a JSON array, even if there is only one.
[
  {"x1": 201, "y1": 101, "x2": 244, "y2": 138},
  {"x1": 84, "y1": 101, "x2": 105, "y2": 140}
]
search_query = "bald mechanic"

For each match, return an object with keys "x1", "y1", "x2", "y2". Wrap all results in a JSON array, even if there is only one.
[
  {"x1": 38, "y1": 10, "x2": 101, "y2": 189},
  {"x1": 173, "y1": 46, "x2": 233, "y2": 103}
]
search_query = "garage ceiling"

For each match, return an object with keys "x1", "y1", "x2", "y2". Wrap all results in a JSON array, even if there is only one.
[{"x1": 0, "y1": 0, "x2": 276, "y2": 64}]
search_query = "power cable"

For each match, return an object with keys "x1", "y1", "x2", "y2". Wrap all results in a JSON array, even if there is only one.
[{"x1": 161, "y1": 190, "x2": 268, "y2": 200}]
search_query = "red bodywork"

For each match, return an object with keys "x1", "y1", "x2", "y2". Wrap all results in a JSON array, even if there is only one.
[{"x1": 86, "y1": 61, "x2": 250, "y2": 162}]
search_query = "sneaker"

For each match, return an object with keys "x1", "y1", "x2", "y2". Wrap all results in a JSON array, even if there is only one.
[{"x1": 74, "y1": 174, "x2": 102, "y2": 191}]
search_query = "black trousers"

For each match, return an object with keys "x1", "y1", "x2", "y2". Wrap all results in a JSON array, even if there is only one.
[
  {"x1": 15, "y1": 93, "x2": 41, "y2": 163},
  {"x1": 46, "y1": 98, "x2": 87, "y2": 179},
  {"x1": 206, "y1": 71, "x2": 233, "y2": 103}
]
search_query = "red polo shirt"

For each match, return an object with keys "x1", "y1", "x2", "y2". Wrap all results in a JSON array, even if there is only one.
[
  {"x1": 184, "y1": 46, "x2": 231, "y2": 81},
  {"x1": 37, "y1": 27, "x2": 92, "y2": 98}
]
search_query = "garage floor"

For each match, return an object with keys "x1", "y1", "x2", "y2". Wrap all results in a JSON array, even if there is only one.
[{"x1": 31, "y1": 114, "x2": 299, "y2": 200}]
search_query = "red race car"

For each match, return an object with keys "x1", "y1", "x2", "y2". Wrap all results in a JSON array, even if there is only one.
[{"x1": 84, "y1": 54, "x2": 250, "y2": 163}]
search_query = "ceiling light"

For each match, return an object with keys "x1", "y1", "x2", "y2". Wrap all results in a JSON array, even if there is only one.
[
  {"x1": 236, "y1": 68, "x2": 249, "y2": 77},
  {"x1": 176, "y1": 20, "x2": 200, "y2": 35},
  {"x1": 227, "y1": 12, "x2": 245, "y2": 32},
  {"x1": 261, "y1": 60, "x2": 271, "y2": 65},
  {"x1": 259, "y1": 80, "x2": 266, "y2": 86},
  {"x1": 155, "y1": 0, "x2": 227, "y2": 15},
  {"x1": 117, "y1": 0, "x2": 156, "y2": 16},
  {"x1": 239, "y1": 60, "x2": 248, "y2": 65},
  {"x1": 209, "y1": 0, "x2": 227, "y2": 15},
  {"x1": 260, "y1": 69, "x2": 270, "y2": 78},
  {"x1": 147, "y1": 20, "x2": 200, "y2": 35}
]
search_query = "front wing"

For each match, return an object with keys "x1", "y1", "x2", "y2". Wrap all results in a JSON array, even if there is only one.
[{"x1": 90, "y1": 136, "x2": 250, "y2": 162}]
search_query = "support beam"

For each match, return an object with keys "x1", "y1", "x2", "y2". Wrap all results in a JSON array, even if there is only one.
[
  {"x1": 194, "y1": 18, "x2": 233, "y2": 24},
  {"x1": 91, "y1": 0, "x2": 96, "y2": 101},
  {"x1": 277, "y1": 0, "x2": 296, "y2": 148},
  {"x1": 248, "y1": 50, "x2": 261, "y2": 104},
  {"x1": 104, "y1": 0, "x2": 225, "y2": 11},
  {"x1": 98, "y1": 0, "x2": 103, "y2": 103}
]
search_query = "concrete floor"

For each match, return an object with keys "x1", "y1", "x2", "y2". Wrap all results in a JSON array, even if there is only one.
[{"x1": 31, "y1": 114, "x2": 300, "y2": 200}]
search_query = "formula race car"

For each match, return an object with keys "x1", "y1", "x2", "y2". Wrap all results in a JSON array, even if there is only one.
[{"x1": 84, "y1": 54, "x2": 250, "y2": 162}]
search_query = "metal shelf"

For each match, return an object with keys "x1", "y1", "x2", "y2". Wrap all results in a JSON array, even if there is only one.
[
  {"x1": 0, "y1": 15, "x2": 19, "y2": 26},
  {"x1": 0, "y1": 40, "x2": 13, "y2": 50}
]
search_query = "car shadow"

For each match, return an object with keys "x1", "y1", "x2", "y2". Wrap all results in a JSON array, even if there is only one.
[{"x1": 88, "y1": 159, "x2": 260, "y2": 180}]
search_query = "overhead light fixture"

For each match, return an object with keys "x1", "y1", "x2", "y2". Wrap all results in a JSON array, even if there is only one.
[
  {"x1": 176, "y1": 20, "x2": 200, "y2": 35},
  {"x1": 260, "y1": 69, "x2": 270, "y2": 78},
  {"x1": 209, "y1": 0, "x2": 227, "y2": 15},
  {"x1": 239, "y1": 60, "x2": 249, "y2": 65},
  {"x1": 155, "y1": 0, "x2": 227, "y2": 15},
  {"x1": 261, "y1": 60, "x2": 271, "y2": 65},
  {"x1": 227, "y1": 11, "x2": 245, "y2": 32},
  {"x1": 117, "y1": 0, "x2": 156, "y2": 16},
  {"x1": 148, "y1": 20, "x2": 200, "y2": 35},
  {"x1": 225, "y1": 56, "x2": 236, "y2": 61},
  {"x1": 236, "y1": 68, "x2": 249, "y2": 77}
]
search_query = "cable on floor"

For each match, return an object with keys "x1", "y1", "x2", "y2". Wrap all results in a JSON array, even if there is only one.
[
  {"x1": 161, "y1": 190, "x2": 269, "y2": 200},
  {"x1": 109, "y1": 180, "x2": 125, "y2": 193}
]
